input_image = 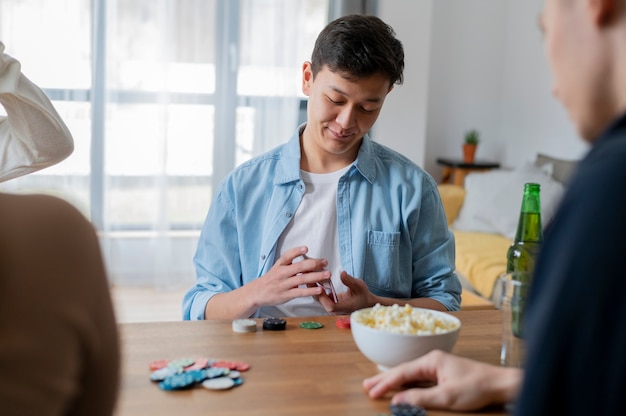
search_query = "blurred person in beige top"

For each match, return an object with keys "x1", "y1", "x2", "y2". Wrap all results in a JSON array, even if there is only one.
[
  {"x1": 0, "y1": 42, "x2": 120, "y2": 415},
  {"x1": 0, "y1": 40, "x2": 73, "y2": 182}
]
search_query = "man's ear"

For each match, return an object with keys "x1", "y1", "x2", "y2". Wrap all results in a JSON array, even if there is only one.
[
  {"x1": 301, "y1": 61, "x2": 314, "y2": 96},
  {"x1": 589, "y1": 0, "x2": 620, "y2": 26}
]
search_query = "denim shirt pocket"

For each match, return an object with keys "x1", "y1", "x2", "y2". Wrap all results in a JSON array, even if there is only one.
[{"x1": 363, "y1": 230, "x2": 404, "y2": 294}]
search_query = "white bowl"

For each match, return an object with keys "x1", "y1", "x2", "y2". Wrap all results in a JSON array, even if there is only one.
[{"x1": 350, "y1": 306, "x2": 461, "y2": 371}]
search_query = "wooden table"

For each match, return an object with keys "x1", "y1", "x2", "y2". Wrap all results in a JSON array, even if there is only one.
[
  {"x1": 437, "y1": 158, "x2": 500, "y2": 187},
  {"x1": 115, "y1": 310, "x2": 505, "y2": 416}
]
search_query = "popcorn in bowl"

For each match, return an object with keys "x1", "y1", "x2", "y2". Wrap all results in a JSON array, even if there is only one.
[
  {"x1": 350, "y1": 304, "x2": 462, "y2": 370},
  {"x1": 353, "y1": 303, "x2": 460, "y2": 335}
]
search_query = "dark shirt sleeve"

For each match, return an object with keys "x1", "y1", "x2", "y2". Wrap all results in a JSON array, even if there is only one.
[{"x1": 516, "y1": 127, "x2": 626, "y2": 415}]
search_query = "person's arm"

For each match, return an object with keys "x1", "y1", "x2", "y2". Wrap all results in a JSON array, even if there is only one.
[
  {"x1": 363, "y1": 350, "x2": 522, "y2": 411},
  {"x1": 202, "y1": 246, "x2": 328, "y2": 319},
  {"x1": 0, "y1": 41, "x2": 74, "y2": 182},
  {"x1": 183, "y1": 188, "x2": 329, "y2": 320},
  {"x1": 403, "y1": 179, "x2": 462, "y2": 310}
]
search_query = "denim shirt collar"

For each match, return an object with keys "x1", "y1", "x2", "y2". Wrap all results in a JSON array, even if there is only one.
[{"x1": 274, "y1": 123, "x2": 376, "y2": 185}]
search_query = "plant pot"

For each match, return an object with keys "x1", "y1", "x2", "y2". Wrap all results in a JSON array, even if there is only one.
[{"x1": 463, "y1": 144, "x2": 477, "y2": 163}]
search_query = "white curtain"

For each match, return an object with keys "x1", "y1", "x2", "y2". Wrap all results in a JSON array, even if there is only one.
[{"x1": 0, "y1": 0, "x2": 328, "y2": 290}]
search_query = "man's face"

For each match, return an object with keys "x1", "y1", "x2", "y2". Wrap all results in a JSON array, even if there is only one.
[
  {"x1": 541, "y1": 0, "x2": 613, "y2": 141},
  {"x1": 301, "y1": 63, "x2": 392, "y2": 165}
]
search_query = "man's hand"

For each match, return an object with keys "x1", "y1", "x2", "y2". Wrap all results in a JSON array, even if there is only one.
[
  {"x1": 363, "y1": 350, "x2": 522, "y2": 411},
  {"x1": 317, "y1": 271, "x2": 375, "y2": 314},
  {"x1": 248, "y1": 246, "x2": 329, "y2": 307},
  {"x1": 205, "y1": 246, "x2": 333, "y2": 319}
]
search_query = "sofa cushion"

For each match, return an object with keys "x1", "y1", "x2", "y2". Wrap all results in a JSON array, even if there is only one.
[
  {"x1": 453, "y1": 229, "x2": 512, "y2": 299},
  {"x1": 452, "y1": 162, "x2": 565, "y2": 239},
  {"x1": 534, "y1": 153, "x2": 578, "y2": 184},
  {"x1": 437, "y1": 184, "x2": 466, "y2": 226}
]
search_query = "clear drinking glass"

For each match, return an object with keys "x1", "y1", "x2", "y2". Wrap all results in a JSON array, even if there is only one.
[{"x1": 499, "y1": 272, "x2": 531, "y2": 367}]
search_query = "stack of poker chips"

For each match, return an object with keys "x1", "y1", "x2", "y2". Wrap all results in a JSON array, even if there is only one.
[{"x1": 149, "y1": 357, "x2": 250, "y2": 391}]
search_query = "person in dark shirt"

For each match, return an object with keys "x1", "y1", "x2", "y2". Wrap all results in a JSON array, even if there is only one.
[{"x1": 363, "y1": 0, "x2": 626, "y2": 414}]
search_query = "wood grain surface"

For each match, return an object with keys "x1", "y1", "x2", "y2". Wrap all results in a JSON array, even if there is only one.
[{"x1": 115, "y1": 310, "x2": 506, "y2": 416}]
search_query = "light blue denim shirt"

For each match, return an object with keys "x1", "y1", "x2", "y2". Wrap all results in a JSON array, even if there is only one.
[{"x1": 183, "y1": 126, "x2": 461, "y2": 319}]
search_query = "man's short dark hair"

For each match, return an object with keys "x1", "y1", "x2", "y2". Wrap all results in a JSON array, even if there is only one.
[{"x1": 311, "y1": 14, "x2": 404, "y2": 87}]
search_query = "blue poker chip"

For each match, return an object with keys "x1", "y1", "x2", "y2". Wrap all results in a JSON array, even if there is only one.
[
  {"x1": 186, "y1": 369, "x2": 209, "y2": 383},
  {"x1": 205, "y1": 367, "x2": 230, "y2": 379},
  {"x1": 150, "y1": 366, "x2": 176, "y2": 381},
  {"x1": 159, "y1": 372, "x2": 198, "y2": 391}
]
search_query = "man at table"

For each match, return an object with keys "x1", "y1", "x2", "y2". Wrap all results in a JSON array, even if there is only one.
[
  {"x1": 364, "y1": 0, "x2": 626, "y2": 414},
  {"x1": 183, "y1": 15, "x2": 461, "y2": 320}
]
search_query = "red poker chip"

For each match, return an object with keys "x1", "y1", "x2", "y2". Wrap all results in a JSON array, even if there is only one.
[
  {"x1": 234, "y1": 361, "x2": 250, "y2": 371},
  {"x1": 148, "y1": 359, "x2": 169, "y2": 371},
  {"x1": 211, "y1": 360, "x2": 235, "y2": 370},
  {"x1": 212, "y1": 360, "x2": 251, "y2": 372},
  {"x1": 335, "y1": 316, "x2": 351, "y2": 329},
  {"x1": 185, "y1": 358, "x2": 209, "y2": 371}
]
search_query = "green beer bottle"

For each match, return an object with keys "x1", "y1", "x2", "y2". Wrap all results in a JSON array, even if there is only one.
[{"x1": 506, "y1": 183, "x2": 543, "y2": 337}]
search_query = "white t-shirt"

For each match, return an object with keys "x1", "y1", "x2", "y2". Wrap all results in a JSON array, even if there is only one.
[{"x1": 259, "y1": 165, "x2": 351, "y2": 317}]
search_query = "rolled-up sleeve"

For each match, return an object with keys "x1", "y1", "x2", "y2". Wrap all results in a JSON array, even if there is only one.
[{"x1": 182, "y1": 188, "x2": 242, "y2": 320}]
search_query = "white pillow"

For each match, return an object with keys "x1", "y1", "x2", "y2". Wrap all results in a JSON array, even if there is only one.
[
  {"x1": 452, "y1": 163, "x2": 565, "y2": 239},
  {"x1": 452, "y1": 170, "x2": 511, "y2": 234}
]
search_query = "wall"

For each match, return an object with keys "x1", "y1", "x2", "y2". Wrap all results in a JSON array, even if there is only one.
[
  {"x1": 375, "y1": 0, "x2": 589, "y2": 181},
  {"x1": 372, "y1": 0, "x2": 432, "y2": 165},
  {"x1": 497, "y1": 0, "x2": 587, "y2": 168},
  {"x1": 424, "y1": 0, "x2": 508, "y2": 173}
]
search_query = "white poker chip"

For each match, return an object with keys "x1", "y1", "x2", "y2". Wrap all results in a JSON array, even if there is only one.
[
  {"x1": 232, "y1": 319, "x2": 257, "y2": 333},
  {"x1": 202, "y1": 376, "x2": 236, "y2": 390}
]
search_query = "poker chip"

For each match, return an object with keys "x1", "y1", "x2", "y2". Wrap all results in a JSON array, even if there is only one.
[
  {"x1": 232, "y1": 318, "x2": 257, "y2": 333},
  {"x1": 159, "y1": 372, "x2": 198, "y2": 391},
  {"x1": 169, "y1": 358, "x2": 195, "y2": 368},
  {"x1": 202, "y1": 376, "x2": 236, "y2": 390},
  {"x1": 211, "y1": 360, "x2": 251, "y2": 371},
  {"x1": 149, "y1": 357, "x2": 248, "y2": 392},
  {"x1": 263, "y1": 317, "x2": 287, "y2": 331},
  {"x1": 185, "y1": 358, "x2": 209, "y2": 371},
  {"x1": 389, "y1": 403, "x2": 427, "y2": 416},
  {"x1": 150, "y1": 366, "x2": 176, "y2": 381},
  {"x1": 234, "y1": 361, "x2": 250, "y2": 371},
  {"x1": 335, "y1": 316, "x2": 351, "y2": 329},
  {"x1": 186, "y1": 369, "x2": 209, "y2": 383},
  {"x1": 204, "y1": 367, "x2": 230, "y2": 379},
  {"x1": 300, "y1": 321, "x2": 324, "y2": 329},
  {"x1": 168, "y1": 357, "x2": 195, "y2": 374},
  {"x1": 149, "y1": 359, "x2": 169, "y2": 371}
]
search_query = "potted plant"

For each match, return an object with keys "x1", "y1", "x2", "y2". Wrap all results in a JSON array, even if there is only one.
[{"x1": 463, "y1": 129, "x2": 480, "y2": 163}]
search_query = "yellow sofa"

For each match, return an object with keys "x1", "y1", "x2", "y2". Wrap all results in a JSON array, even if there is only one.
[{"x1": 439, "y1": 183, "x2": 511, "y2": 302}]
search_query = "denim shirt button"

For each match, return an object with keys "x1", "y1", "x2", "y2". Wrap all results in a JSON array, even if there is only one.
[
  {"x1": 285, "y1": 212, "x2": 292, "y2": 218},
  {"x1": 261, "y1": 254, "x2": 266, "y2": 260}
]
